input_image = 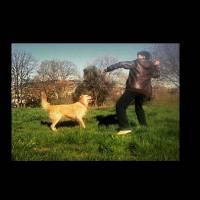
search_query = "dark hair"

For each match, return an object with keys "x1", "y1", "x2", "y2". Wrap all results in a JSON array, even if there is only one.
[{"x1": 137, "y1": 51, "x2": 151, "y2": 60}]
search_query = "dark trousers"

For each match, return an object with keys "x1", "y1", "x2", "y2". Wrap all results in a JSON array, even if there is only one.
[{"x1": 116, "y1": 89, "x2": 147, "y2": 130}]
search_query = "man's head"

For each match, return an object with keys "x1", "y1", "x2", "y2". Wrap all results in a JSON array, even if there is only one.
[{"x1": 137, "y1": 51, "x2": 151, "y2": 60}]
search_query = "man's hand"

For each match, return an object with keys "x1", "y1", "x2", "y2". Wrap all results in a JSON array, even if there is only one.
[
  {"x1": 103, "y1": 68, "x2": 108, "y2": 73},
  {"x1": 153, "y1": 59, "x2": 160, "y2": 66}
]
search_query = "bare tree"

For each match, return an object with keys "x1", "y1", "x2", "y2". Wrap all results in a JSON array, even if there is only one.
[
  {"x1": 36, "y1": 59, "x2": 80, "y2": 99},
  {"x1": 11, "y1": 49, "x2": 37, "y2": 107},
  {"x1": 150, "y1": 43, "x2": 180, "y2": 87},
  {"x1": 37, "y1": 59, "x2": 79, "y2": 81}
]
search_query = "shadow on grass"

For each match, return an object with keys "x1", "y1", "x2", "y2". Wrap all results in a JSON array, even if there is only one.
[
  {"x1": 41, "y1": 120, "x2": 79, "y2": 128},
  {"x1": 128, "y1": 143, "x2": 137, "y2": 156}
]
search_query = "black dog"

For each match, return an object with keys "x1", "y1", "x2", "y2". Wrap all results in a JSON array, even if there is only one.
[
  {"x1": 95, "y1": 114, "x2": 118, "y2": 127},
  {"x1": 95, "y1": 114, "x2": 137, "y2": 128}
]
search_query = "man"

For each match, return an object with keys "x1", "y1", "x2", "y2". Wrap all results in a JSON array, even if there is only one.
[{"x1": 104, "y1": 51, "x2": 160, "y2": 135}]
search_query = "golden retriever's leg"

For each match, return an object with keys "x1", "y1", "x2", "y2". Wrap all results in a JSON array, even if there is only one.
[
  {"x1": 77, "y1": 117, "x2": 86, "y2": 128},
  {"x1": 50, "y1": 114, "x2": 62, "y2": 132}
]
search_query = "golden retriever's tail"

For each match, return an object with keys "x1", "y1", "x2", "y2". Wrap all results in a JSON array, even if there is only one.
[{"x1": 41, "y1": 91, "x2": 50, "y2": 110}]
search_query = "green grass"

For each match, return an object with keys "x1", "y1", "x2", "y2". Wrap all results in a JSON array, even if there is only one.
[{"x1": 12, "y1": 104, "x2": 179, "y2": 161}]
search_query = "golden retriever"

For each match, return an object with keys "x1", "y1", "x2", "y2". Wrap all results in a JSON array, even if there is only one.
[{"x1": 41, "y1": 92, "x2": 92, "y2": 131}]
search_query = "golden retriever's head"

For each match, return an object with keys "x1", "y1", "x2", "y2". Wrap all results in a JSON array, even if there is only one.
[{"x1": 79, "y1": 95, "x2": 93, "y2": 106}]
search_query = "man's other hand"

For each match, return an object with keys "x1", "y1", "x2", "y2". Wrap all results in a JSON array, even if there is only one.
[
  {"x1": 103, "y1": 69, "x2": 108, "y2": 73},
  {"x1": 153, "y1": 59, "x2": 160, "y2": 66}
]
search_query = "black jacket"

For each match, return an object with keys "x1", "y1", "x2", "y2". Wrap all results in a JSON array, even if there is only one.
[{"x1": 106, "y1": 59, "x2": 160, "y2": 97}]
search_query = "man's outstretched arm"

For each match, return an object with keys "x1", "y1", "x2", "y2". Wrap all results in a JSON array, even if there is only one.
[
  {"x1": 104, "y1": 61, "x2": 134, "y2": 72},
  {"x1": 152, "y1": 59, "x2": 161, "y2": 78}
]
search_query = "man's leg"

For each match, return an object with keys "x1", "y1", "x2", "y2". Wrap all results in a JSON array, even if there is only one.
[
  {"x1": 116, "y1": 90, "x2": 135, "y2": 131},
  {"x1": 135, "y1": 94, "x2": 147, "y2": 126}
]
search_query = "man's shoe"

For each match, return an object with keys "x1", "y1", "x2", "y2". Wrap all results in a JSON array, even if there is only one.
[{"x1": 117, "y1": 130, "x2": 132, "y2": 135}]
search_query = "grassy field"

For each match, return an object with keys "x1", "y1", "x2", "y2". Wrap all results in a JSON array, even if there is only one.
[{"x1": 12, "y1": 104, "x2": 179, "y2": 161}]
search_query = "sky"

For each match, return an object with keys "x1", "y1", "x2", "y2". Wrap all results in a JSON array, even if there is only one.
[{"x1": 12, "y1": 43, "x2": 154, "y2": 76}]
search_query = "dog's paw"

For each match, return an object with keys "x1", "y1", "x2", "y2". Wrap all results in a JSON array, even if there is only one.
[{"x1": 51, "y1": 128, "x2": 58, "y2": 132}]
